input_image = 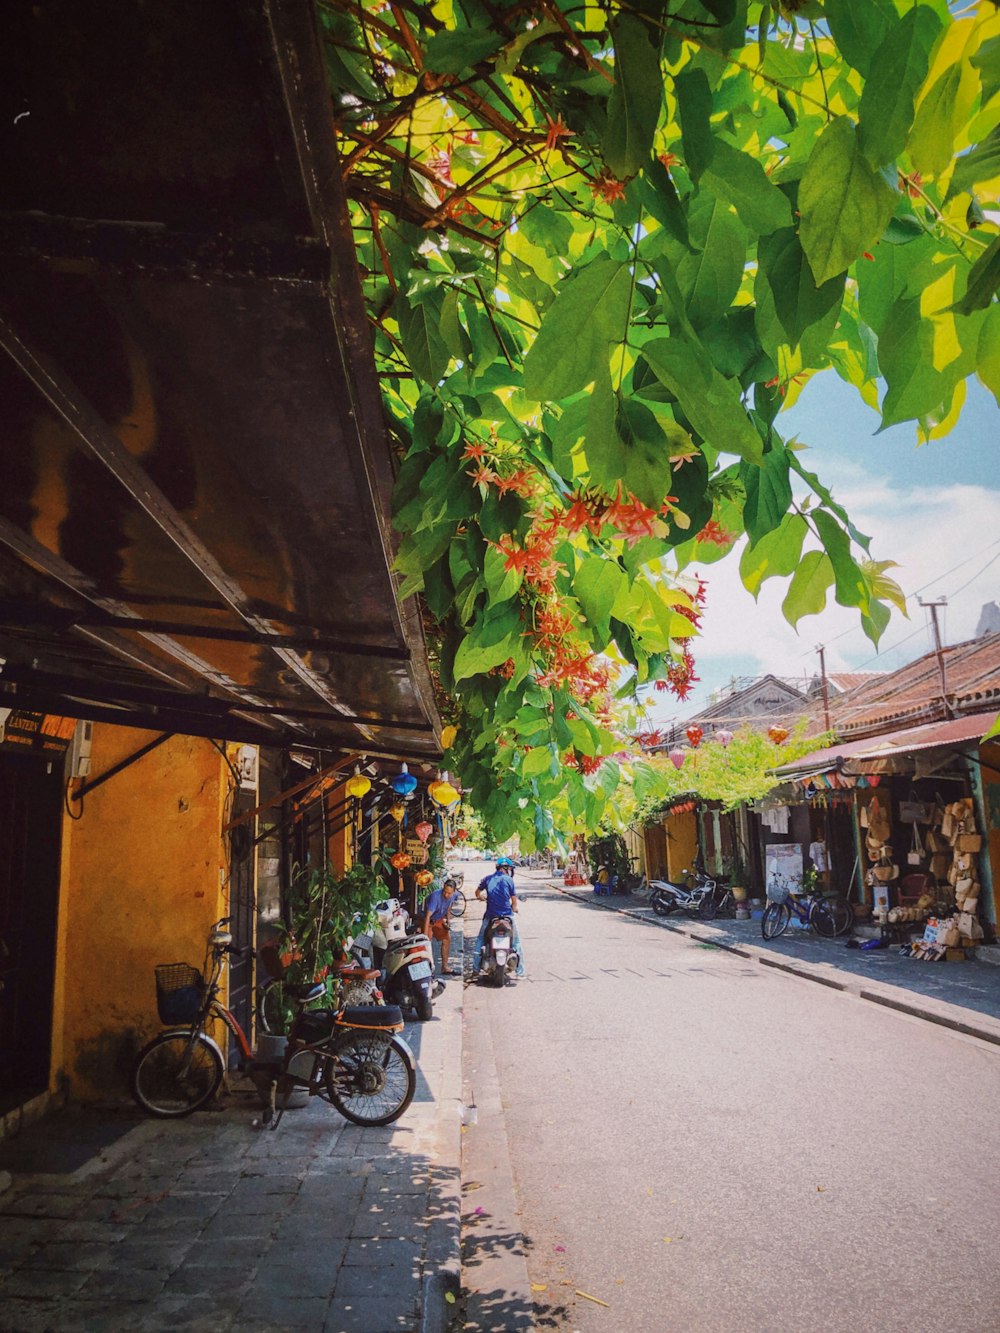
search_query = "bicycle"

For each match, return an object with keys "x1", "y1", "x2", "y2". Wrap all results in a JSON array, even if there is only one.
[
  {"x1": 257, "y1": 962, "x2": 382, "y2": 1037},
  {"x1": 761, "y1": 878, "x2": 853, "y2": 940},
  {"x1": 131, "y1": 919, "x2": 414, "y2": 1126},
  {"x1": 698, "y1": 882, "x2": 736, "y2": 920}
]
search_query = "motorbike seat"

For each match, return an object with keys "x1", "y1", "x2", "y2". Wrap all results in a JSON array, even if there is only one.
[
  {"x1": 336, "y1": 965, "x2": 380, "y2": 981},
  {"x1": 284, "y1": 981, "x2": 327, "y2": 1003}
]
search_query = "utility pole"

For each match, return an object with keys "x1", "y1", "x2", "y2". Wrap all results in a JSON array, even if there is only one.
[
  {"x1": 816, "y1": 644, "x2": 831, "y2": 731},
  {"x1": 919, "y1": 598, "x2": 952, "y2": 717}
]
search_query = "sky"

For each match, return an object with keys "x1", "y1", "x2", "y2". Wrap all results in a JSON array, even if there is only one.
[{"x1": 648, "y1": 371, "x2": 1000, "y2": 726}]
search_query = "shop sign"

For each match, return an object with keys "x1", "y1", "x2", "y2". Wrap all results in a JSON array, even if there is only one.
[
  {"x1": 405, "y1": 838, "x2": 429, "y2": 865},
  {"x1": 0, "y1": 709, "x2": 76, "y2": 755}
]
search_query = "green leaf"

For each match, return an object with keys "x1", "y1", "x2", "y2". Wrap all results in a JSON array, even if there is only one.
[
  {"x1": 519, "y1": 204, "x2": 575, "y2": 257},
  {"x1": 781, "y1": 550, "x2": 834, "y2": 626},
  {"x1": 948, "y1": 235, "x2": 1000, "y2": 317},
  {"x1": 642, "y1": 338, "x2": 764, "y2": 464},
  {"x1": 799, "y1": 119, "x2": 898, "y2": 285},
  {"x1": 977, "y1": 304, "x2": 1000, "y2": 407},
  {"x1": 662, "y1": 196, "x2": 747, "y2": 331},
  {"x1": 639, "y1": 160, "x2": 693, "y2": 251},
  {"x1": 740, "y1": 513, "x2": 808, "y2": 597},
  {"x1": 787, "y1": 453, "x2": 871, "y2": 552},
  {"x1": 908, "y1": 35, "x2": 980, "y2": 181},
  {"x1": 522, "y1": 257, "x2": 632, "y2": 401},
  {"x1": 424, "y1": 28, "x2": 505, "y2": 74},
  {"x1": 483, "y1": 543, "x2": 523, "y2": 602},
  {"x1": 755, "y1": 228, "x2": 845, "y2": 354},
  {"x1": 614, "y1": 397, "x2": 674, "y2": 508},
  {"x1": 858, "y1": 7, "x2": 941, "y2": 169},
  {"x1": 824, "y1": 0, "x2": 897, "y2": 78},
  {"x1": 522, "y1": 745, "x2": 556, "y2": 778},
  {"x1": 603, "y1": 14, "x2": 662, "y2": 179},
  {"x1": 676, "y1": 67, "x2": 714, "y2": 184},
  {"x1": 742, "y1": 447, "x2": 792, "y2": 545},
  {"x1": 860, "y1": 598, "x2": 892, "y2": 648},
  {"x1": 576, "y1": 557, "x2": 626, "y2": 644},
  {"x1": 947, "y1": 127, "x2": 1000, "y2": 200},
  {"x1": 981, "y1": 710, "x2": 1000, "y2": 742},
  {"x1": 701, "y1": 140, "x2": 791, "y2": 236},
  {"x1": 453, "y1": 629, "x2": 520, "y2": 683},
  {"x1": 397, "y1": 295, "x2": 450, "y2": 385},
  {"x1": 812, "y1": 510, "x2": 869, "y2": 612}
]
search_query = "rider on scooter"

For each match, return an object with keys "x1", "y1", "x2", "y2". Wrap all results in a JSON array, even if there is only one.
[{"x1": 473, "y1": 857, "x2": 525, "y2": 976}]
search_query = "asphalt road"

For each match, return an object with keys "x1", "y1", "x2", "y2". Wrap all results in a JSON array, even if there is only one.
[{"x1": 463, "y1": 868, "x2": 1000, "y2": 1333}]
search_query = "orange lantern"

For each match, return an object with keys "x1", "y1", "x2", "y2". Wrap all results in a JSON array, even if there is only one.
[
  {"x1": 390, "y1": 851, "x2": 411, "y2": 871},
  {"x1": 455, "y1": 828, "x2": 468, "y2": 842},
  {"x1": 415, "y1": 869, "x2": 433, "y2": 887},
  {"x1": 768, "y1": 725, "x2": 789, "y2": 744}
]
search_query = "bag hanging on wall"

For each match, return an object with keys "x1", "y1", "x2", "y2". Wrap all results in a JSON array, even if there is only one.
[
  {"x1": 956, "y1": 832, "x2": 982, "y2": 853},
  {"x1": 940, "y1": 809, "x2": 955, "y2": 840},
  {"x1": 874, "y1": 862, "x2": 899, "y2": 882},
  {"x1": 899, "y1": 795, "x2": 929, "y2": 823},
  {"x1": 859, "y1": 803, "x2": 870, "y2": 829},
  {"x1": 907, "y1": 824, "x2": 923, "y2": 866}
]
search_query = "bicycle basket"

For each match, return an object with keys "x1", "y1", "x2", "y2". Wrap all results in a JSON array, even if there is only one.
[
  {"x1": 766, "y1": 882, "x2": 791, "y2": 905},
  {"x1": 155, "y1": 963, "x2": 204, "y2": 1025}
]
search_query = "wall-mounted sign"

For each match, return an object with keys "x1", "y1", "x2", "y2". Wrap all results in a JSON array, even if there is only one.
[
  {"x1": 404, "y1": 838, "x2": 429, "y2": 865},
  {"x1": 0, "y1": 709, "x2": 76, "y2": 755}
]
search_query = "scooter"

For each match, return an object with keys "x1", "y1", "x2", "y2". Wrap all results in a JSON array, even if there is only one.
[
  {"x1": 479, "y1": 915, "x2": 519, "y2": 987},
  {"x1": 649, "y1": 869, "x2": 718, "y2": 919},
  {"x1": 351, "y1": 899, "x2": 435, "y2": 1021}
]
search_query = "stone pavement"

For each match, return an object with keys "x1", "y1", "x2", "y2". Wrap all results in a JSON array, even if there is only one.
[
  {"x1": 554, "y1": 876, "x2": 1000, "y2": 1045},
  {"x1": 0, "y1": 935, "x2": 464, "y2": 1333}
]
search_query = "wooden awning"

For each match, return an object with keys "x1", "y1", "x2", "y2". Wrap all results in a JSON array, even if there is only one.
[{"x1": 0, "y1": 1, "x2": 441, "y2": 761}]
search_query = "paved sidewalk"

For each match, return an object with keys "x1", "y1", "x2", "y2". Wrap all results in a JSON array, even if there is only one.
[
  {"x1": 551, "y1": 876, "x2": 1000, "y2": 1046},
  {"x1": 0, "y1": 936, "x2": 463, "y2": 1333}
]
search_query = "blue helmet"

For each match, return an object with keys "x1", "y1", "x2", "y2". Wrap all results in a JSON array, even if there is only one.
[{"x1": 496, "y1": 856, "x2": 514, "y2": 868}]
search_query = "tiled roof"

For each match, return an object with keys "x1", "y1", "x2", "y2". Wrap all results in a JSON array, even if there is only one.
[{"x1": 797, "y1": 633, "x2": 1000, "y2": 740}]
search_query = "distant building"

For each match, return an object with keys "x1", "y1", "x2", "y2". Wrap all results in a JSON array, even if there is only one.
[{"x1": 975, "y1": 601, "x2": 1000, "y2": 638}]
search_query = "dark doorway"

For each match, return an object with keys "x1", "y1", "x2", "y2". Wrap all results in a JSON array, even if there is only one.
[
  {"x1": 0, "y1": 751, "x2": 63, "y2": 1113},
  {"x1": 227, "y1": 789, "x2": 256, "y2": 1066}
]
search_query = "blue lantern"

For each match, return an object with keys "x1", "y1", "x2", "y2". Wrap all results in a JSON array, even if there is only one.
[{"x1": 391, "y1": 763, "x2": 418, "y2": 797}]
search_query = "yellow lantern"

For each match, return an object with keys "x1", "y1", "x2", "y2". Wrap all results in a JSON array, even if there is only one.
[
  {"x1": 345, "y1": 771, "x2": 371, "y2": 799},
  {"x1": 429, "y1": 779, "x2": 460, "y2": 808},
  {"x1": 441, "y1": 724, "x2": 458, "y2": 750},
  {"x1": 389, "y1": 801, "x2": 406, "y2": 823}
]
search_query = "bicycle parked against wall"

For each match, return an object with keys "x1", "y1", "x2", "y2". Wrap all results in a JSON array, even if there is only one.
[
  {"x1": 131, "y1": 919, "x2": 414, "y2": 1127},
  {"x1": 761, "y1": 877, "x2": 853, "y2": 940}
]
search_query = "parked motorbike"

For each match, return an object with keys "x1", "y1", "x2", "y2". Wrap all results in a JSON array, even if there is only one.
[
  {"x1": 479, "y1": 914, "x2": 519, "y2": 987},
  {"x1": 351, "y1": 899, "x2": 435, "y2": 1021},
  {"x1": 649, "y1": 869, "x2": 720, "y2": 919}
]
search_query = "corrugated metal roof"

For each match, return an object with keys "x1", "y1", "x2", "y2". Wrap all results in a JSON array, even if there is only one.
[{"x1": 777, "y1": 711, "x2": 999, "y2": 776}]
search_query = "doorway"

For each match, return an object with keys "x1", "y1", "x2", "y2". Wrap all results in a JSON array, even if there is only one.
[{"x1": 0, "y1": 751, "x2": 63, "y2": 1113}]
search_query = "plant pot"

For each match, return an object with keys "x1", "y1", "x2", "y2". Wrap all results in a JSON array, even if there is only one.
[
  {"x1": 735, "y1": 906, "x2": 751, "y2": 920},
  {"x1": 732, "y1": 885, "x2": 748, "y2": 902}
]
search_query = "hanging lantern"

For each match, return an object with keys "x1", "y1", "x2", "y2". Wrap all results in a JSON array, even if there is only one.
[
  {"x1": 455, "y1": 828, "x2": 468, "y2": 842},
  {"x1": 429, "y1": 778, "x2": 460, "y2": 808},
  {"x1": 345, "y1": 769, "x2": 371, "y2": 799},
  {"x1": 389, "y1": 801, "x2": 406, "y2": 823},
  {"x1": 390, "y1": 851, "x2": 411, "y2": 870},
  {"x1": 668, "y1": 748, "x2": 685, "y2": 770},
  {"x1": 686, "y1": 725, "x2": 704, "y2": 748},
  {"x1": 391, "y1": 763, "x2": 418, "y2": 796},
  {"x1": 414, "y1": 820, "x2": 433, "y2": 845},
  {"x1": 441, "y1": 724, "x2": 458, "y2": 749},
  {"x1": 768, "y1": 725, "x2": 789, "y2": 744},
  {"x1": 415, "y1": 868, "x2": 433, "y2": 887},
  {"x1": 715, "y1": 729, "x2": 733, "y2": 748}
]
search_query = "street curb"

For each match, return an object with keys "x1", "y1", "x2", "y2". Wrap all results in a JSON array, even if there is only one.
[
  {"x1": 422, "y1": 925, "x2": 466, "y2": 1333},
  {"x1": 550, "y1": 882, "x2": 1000, "y2": 1050}
]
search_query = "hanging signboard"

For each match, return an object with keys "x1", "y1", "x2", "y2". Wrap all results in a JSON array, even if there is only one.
[
  {"x1": 0, "y1": 709, "x2": 76, "y2": 756},
  {"x1": 405, "y1": 838, "x2": 429, "y2": 865}
]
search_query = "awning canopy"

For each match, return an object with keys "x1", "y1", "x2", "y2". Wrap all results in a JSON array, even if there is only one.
[
  {"x1": 0, "y1": 2, "x2": 441, "y2": 761},
  {"x1": 776, "y1": 712, "x2": 999, "y2": 781}
]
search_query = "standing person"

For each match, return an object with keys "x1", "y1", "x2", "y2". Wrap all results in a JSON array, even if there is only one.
[
  {"x1": 422, "y1": 877, "x2": 460, "y2": 976},
  {"x1": 473, "y1": 857, "x2": 525, "y2": 976}
]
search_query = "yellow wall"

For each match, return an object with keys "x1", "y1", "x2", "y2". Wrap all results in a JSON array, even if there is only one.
[
  {"x1": 665, "y1": 811, "x2": 698, "y2": 880},
  {"x1": 52, "y1": 727, "x2": 229, "y2": 1101}
]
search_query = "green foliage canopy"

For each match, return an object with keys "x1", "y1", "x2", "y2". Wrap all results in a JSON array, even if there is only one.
[{"x1": 324, "y1": 0, "x2": 1000, "y2": 845}]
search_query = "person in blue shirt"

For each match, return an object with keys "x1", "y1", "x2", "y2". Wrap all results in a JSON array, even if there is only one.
[
  {"x1": 421, "y1": 877, "x2": 460, "y2": 976},
  {"x1": 473, "y1": 857, "x2": 525, "y2": 976}
]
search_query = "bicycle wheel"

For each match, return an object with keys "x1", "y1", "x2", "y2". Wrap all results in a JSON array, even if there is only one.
[
  {"x1": 325, "y1": 1031, "x2": 416, "y2": 1127},
  {"x1": 810, "y1": 896, "x2": 853, "y2": 938},
  {"x1": 450, "y1": 889, "x2": 467, "y2": 919},
  {"x1": 699, "y1": 889, "x2": 719, "y2": 920},
  {"x1": 131, "y1": 1031, "x2": 223, "y2": 1117},
  {"x1": 761, "y1": 902, "x2": 791, "y2": 940},
  {"x1": 258, "y1": 979, "x2": 298, "y2": 1036}
]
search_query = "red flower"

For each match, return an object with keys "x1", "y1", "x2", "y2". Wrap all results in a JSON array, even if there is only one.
[
  {"x1": 468, "y1": 464, "x2": 499, "y2": 487},
  {"x1": 493, "y1": 537, "x2": 532, "y2": 573},
  {"x1": 462, "y1": 442, "x2": 489, "y2": 462},
  {"x1": 544, "y1": 114, "x2": 572, "y2": 152},
  {"x1": 696, "y1": 519, "x2": 735, "y2": 548},
  {"x1": 589, "y1": 172, "x2": 627, "y2": 204}
]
